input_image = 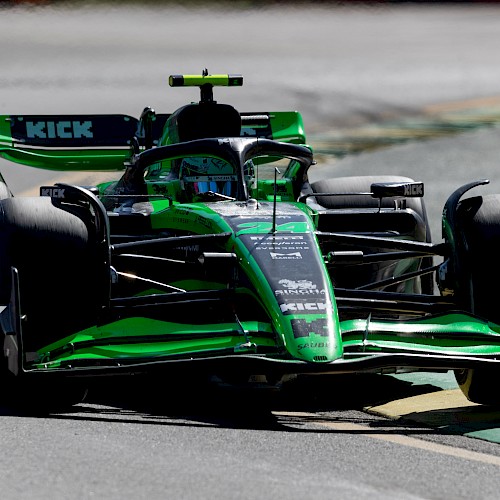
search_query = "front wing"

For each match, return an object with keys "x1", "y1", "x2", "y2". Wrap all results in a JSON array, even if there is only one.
[{"x1": 7, "y1": 311, "x2": 500, "y2": 380}]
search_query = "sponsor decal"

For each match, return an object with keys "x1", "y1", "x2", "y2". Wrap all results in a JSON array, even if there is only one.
[
  {"x1": 280, "y1": 302, "x2": 328, "y2": 313},
  {"x1": 404, "y1": 183, "x2": 423, "y2": 196},
  {"x1": 249, "y1": 235, "x2": 310, "y2": 252},
  {"x1": 250, "y1": 235, "x2": 304, "y2": 241},
  {"x1": 40, "y1": 187, "x2": 65, "y2": 198},
  {"x1": 297, "y1": 342, "x2": 330, "y2": 351},
  {"x1": 279, "y1": 279, "x2": 316, "y2": 290},
  {"x1": 26, "y1": 120, "x2": 93, "y2": 139},
  {"x1": 239, "y1": 231, "x2": 331, "y2": 315},
  {"x1": 270, "y1": 251, "x2": 302, "y2": 260},
  {"x1": 275, "y1": 279, "x2": 325, "y2": 296}
]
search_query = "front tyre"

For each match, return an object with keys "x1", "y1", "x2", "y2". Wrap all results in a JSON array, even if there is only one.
[
  {"x1": 455, "y1": 368, "x2": 500, "y2": 406},
  {"x1": 453, "y1": 194, "x2": 500, "y2": 405},
  {"x1": 0, "y1": 197, "x2": 101, "y2": 411},
  {"x1": 0, "y1": 197, "x2": 101, "y2": 350}
]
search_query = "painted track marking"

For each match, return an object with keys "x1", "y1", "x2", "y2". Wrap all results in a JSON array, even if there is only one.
[{"x1": 274, "y1": 411, "x2": 500, "y2": 466}]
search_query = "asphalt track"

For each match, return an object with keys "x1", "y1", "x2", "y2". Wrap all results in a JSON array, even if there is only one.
[{"x1": 2, "y1": 3, "x2": 500, "y2": 498}]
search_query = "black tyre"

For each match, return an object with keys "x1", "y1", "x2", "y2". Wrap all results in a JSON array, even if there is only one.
[
  {"x1": 454, "y1": 367, "x2": 500, "y2": 406},
  {"x1": 453, "y1": 194, "x2": 500, "y2": 404},
  {"x1": 0, "y1": 197, "x2": 102, "y2": 411},
  {"x1": 310, "y1": 175, "x2": 433, "y2": 293},
  {"x1": 455, "y1": 194, "x2": 500, "y2": 322},
  {"x1": 0, "y1": 197, "x2": 102, "y2": 350}
]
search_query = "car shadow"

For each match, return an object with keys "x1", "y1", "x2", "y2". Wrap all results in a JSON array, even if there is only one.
[
  {"x1": 31, "y1": 373, "x2": 442, "y2": 423},
  {"x1": 3, "y1": 373, "x2": 497, "y2": 437}
]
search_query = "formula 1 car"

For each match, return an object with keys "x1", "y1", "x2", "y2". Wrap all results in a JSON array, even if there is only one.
[{"x1": 1, "y1": 71, "x2": 500, "y2": 410}]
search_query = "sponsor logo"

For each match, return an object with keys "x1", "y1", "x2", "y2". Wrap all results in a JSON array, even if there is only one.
[
  {"x1": 250, "y1": 235, "x2": 309, "y2": 252},
  {"x1": 404, "y1": 183, "x2": 423, "y2": 196},
  {"x1": 257, "y1": 243, "x2": 310, "y2": 252},
  {"x1": 276, "y1": 288, "x2": 325, "y2": 296},
  {"x1": 259, "y1": 241, "x2": 308, "y2": 247},
  {"x1": 40, "y1": 187, "x2": 65, "y2": 198},
  {"x1": 253, "y1": 241, "x2": 305, "y2": 246},
  {"x1": 280, "y1": 302, "x2": 328, "y2": 313},
  {"x1": 275, "y1": 279, "x2": 324, "y2": 296},
  {"x1": 279, "y1": 279, "x2": 316, "y2": 290},
  {"x1": 250, "y1": 235, "x2": 304, "y2": 241},
  {"x1": 298, "y1": 342, "x2": 330, "y2": 351},
  {"x1": 26, "y1": 121, "x2": 93, "y2": 139},
  {"x1": 270, "y1": 252, "x2": 302, "y2": 260}
]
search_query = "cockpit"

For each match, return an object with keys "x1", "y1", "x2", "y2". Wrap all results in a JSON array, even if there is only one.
[{"x1": 178, "y1": 156, "x2": 255, "y2": 201}]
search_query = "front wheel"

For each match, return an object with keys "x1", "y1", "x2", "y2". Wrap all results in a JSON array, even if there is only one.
[
  {"x1": 0, "y1": 197, "x2": 101, "y2": 412},
  {"x1": 453, "y1": 194, "x2": 500, "y2": 405},
  {"x1": 0, "y1": 197, "x2": 102, "y2": 350},
  {"x1": 455, "y1": 368, "x2": 500, "y2": 406}
]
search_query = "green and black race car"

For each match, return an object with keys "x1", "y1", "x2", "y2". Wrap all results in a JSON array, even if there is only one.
[{"x1": 1, "y1": 71, "x2": 500, "y2": 409}]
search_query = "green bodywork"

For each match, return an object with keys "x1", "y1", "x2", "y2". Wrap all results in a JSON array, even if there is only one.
[
  {"x1": 1, "y1": 73, "x2": 500, "y2": 387},
  {"x1": 33, "y1": 312, "x2": 500, "y2": 371}
]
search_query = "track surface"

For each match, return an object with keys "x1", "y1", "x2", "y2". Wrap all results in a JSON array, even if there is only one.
[{"x1": 2, "y1": 4, "x2": 500, "y2": 499}]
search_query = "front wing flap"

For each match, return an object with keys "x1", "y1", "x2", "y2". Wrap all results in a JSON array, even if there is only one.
[{"x1": 15, "y1": 312, "x2": 500, "y2": 379}]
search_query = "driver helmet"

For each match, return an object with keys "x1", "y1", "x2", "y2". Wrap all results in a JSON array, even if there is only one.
[{"x1": 180, "y1": 157, "x2": 254, "y2": 199}]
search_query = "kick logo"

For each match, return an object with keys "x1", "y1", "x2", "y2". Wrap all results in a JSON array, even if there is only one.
[
  {"x1": 26, "y1": 121, "x2": 93, "y2": 139},
  {"x1": 280, "y1": 302, "x2": 328, "y2": 313},
  {"x1": 404, "y1": 183, "x2": 423, "y2": 196},
  {"x1": 40, "y1": 187, "x2": 65, "y2": 198}
]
